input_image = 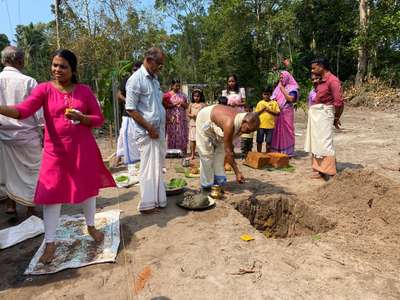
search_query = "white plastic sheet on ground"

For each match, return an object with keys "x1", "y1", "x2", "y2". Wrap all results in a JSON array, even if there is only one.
[
  {"x1": 24, "y1": 209, "x2": 120, "y2": 275},
  {"x1": 0, "y1": 216, "x2": 44, "y2": 249}
]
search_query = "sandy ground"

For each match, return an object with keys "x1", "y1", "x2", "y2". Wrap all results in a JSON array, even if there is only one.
[{"x1": 1, "y1": 107, "x2": 400, "y2": 300}]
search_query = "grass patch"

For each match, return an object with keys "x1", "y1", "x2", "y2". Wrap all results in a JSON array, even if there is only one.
[{"x1": 265, "y1": 164, "x2": 296, "y2": 173}]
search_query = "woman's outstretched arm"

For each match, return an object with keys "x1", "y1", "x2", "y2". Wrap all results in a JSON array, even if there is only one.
[{"x1": 0, "y1": 106, "x2": 20, "y2": 119}]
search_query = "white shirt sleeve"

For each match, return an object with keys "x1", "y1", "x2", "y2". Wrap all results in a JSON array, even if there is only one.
[
  {"x1": 221, "y1": 90, "x2": 227, "y2": 97},
  {"x1": 125, "y1": 75, "x2": 141, "y2": 111}
]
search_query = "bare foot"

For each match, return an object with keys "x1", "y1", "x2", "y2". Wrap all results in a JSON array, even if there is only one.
[
  {"x1": 87, "y1": 226, "x2": 104, "y2": 242},
  {"x1": 39, "y1": 243, "x2": 57, "y2": 264}
]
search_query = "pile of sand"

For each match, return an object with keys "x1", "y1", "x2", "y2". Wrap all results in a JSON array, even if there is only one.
[
  {"x1": 310, "y1": 169, "x2": 400, "y2": 271},
  {"x1": 315, "y1": 169, "x2": 400, "y2": 224},
  {"x1": 345, "y1": 82, "x2": 400, "y2": 112}
]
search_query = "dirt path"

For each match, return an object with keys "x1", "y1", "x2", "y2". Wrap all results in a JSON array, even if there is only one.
[{"x1": 1, "y1": 107, "x2": 399, "y2": 300}]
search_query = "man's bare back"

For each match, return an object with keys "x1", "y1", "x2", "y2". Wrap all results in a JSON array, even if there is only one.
[
  {"x1": 210, "y1": 105, "x2": 237, "y2": 134},
  {"x1": 210, "y1": 105, "x2": 245, "y2": 183}
]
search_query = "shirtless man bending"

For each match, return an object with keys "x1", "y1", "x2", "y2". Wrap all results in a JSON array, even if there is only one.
[{"x1": 196, "y1": 104, "x2": 259, "y2": 189}]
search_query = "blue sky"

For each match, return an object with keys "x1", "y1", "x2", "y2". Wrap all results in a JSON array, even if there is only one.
[
  {"x1": 0, "y1": 0, "x2": 164, "y2": 44},
  {"x1": 0, "y1": 0, "x2": 54, "y2": 43}
]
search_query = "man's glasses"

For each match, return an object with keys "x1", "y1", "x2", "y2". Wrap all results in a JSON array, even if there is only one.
[{"x1": 150, "y1": 58, "x2": 164, "y2": 70}]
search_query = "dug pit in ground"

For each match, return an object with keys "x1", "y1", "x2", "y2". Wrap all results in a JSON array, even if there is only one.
[{"x1": 234, "y1": 194, "x2": 335, "y2": 238}]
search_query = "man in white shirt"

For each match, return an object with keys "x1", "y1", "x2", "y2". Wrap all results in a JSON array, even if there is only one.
[
  {"x1": 126, "y1": 47, "x2": 166, "y2": 213},
  {"x1": 0, "y1": 46, "x2": 42, "y2": 216}
]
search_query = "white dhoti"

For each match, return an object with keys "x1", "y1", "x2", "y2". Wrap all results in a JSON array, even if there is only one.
[
  {"x1": 196, "y1": 105, "x2": 246, "y2": 188},
  {"x1": 116, "y1": 116, "x2": 140, "y2": 164},
  {"x1": 304, "y1": 104, "x2": 337, "y2": 175},
  {"x1": 0, "y1": 141, "x2": 42, "y2": 206},
  {"x1": 136, "y1": 136, "x2": 167, "y2": 211}
]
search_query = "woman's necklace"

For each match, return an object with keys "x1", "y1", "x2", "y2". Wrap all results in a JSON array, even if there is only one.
[
  {"x1": 52, "y1": 81, "x2": 75, "y2": 109},
  {"x1": 53, "y1": 81, "x2": 74, "y2": 93}
]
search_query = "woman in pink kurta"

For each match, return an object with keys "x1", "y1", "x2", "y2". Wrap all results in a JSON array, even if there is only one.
[
  {"x1": 16, "y1": 82, "x2": 115, "y2": 204},
  {"x1": 0, "y1": 49, "x2": 115, "y2": 264}
]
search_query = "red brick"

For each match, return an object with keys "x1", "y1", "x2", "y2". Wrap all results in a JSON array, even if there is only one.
[
  {"x1": 244, "y1": 152, "x2": 270, "y2": 169},
  {"x1": 266, "y1": 152, "x2": 289, "y2": 168}
]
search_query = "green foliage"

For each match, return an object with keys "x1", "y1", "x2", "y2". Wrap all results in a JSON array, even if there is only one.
[
  {"x1": 15, "y1": 23, "x2": 52, "y2": 82},
  {"x1": 0, "y1": 33, "x2": 10, "y2": 71},
  {"x1": 367, "y1": 0, "x2": 400, "y2": 85},
  {"x1": 7, "y1": 0, "x2": 400, "y2": 125},
  {"x1": 0, "y1": 33, "x2": 10, "y2": 52}
]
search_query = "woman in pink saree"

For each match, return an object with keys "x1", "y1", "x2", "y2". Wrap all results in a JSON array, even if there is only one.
[
  {"x1": 0, "y1": 49, "x2": 116, "y2": 263},
  {"x1": 162, "y1": 80, "x2": 189, "y2": 154},
  {"x1": 271, "y1": 71, "x2": 299, "y2": 157}
]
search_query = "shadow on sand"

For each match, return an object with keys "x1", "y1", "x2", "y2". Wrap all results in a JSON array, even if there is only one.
[{"x1": 0, "y1": 189, "x2": 188, "y2": 294}]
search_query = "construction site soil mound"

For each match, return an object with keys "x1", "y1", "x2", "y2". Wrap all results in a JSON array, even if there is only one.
[
  {"x1": 314, "y1": 169, "x2": 400, "y2": 225},
  {"x1": 308, "y1": 169, "x2": 400, "y2": 272},
  {"x1": 345, "y1": 83, "x2": 400, "y2": 112}
]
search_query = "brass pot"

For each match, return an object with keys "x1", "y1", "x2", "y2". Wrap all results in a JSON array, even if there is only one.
[{"x1": 210, "y1": 185, "x2": 222, "y2": 199}]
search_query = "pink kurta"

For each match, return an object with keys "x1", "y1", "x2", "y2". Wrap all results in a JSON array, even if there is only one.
[{"x1": 15, "y1": 82, "x2": 116, "y2": 205}]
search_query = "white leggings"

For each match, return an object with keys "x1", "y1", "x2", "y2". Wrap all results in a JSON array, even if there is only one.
[{"x1": 43, "y1": 196, "x2": 97, "y2": 243}]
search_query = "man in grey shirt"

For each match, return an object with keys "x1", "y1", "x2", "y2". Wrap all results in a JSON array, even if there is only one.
[{"x1": 125, "y1": 47, "x2": 167, "y2": 213}]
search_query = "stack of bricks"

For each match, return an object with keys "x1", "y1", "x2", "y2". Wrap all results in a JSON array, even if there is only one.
[{"x1": 244, "y1": 152, "x2": 289, "y2": 169}]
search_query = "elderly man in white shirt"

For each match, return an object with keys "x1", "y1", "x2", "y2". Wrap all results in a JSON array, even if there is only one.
[
  {"x1": 126, "y1": 47, "x2": 166, "y2": 214},
  {"x1": 0, "y1": 46, "x2": 42, "y2": 216}
]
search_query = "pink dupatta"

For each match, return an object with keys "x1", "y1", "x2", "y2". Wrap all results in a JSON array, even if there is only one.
[{"x1": 271, "y1": 71, "x2": 299, "y2": 108}]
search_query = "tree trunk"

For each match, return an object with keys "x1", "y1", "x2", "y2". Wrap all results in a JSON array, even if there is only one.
[
  {"x1": 55, "y1": 0, "x2": 61, "y2": 48},
  {"x1": 336, "y1": 34, "x2": 343, "y2": 77},
  {"x1": 355, "y1": 0, "x2": 368, "y2": 87}
]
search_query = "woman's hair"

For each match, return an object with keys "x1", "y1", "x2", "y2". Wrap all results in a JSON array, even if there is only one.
[
  {"x1": 52, "y1": 49, "x2": 78, "y2": 83},
  {"x1": 311, "y1": 58, "x2": 331, "y2": 72},
  {"x1": 171, "y1": 79, "x2": 181, "y2": 87},
  {"x1": 191, "y1": 89, "x2": 205, "y2": 103},
  {"x1": 226, "y1": 74, "x2": 239, "y2": 93}
]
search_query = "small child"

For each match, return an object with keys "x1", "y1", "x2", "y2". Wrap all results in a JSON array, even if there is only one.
[
  {"x1": 188, "y1": 89, "x2": 207, "y2": 160},
  {"x1": 240, "y1": 104, "x2": 255, "y2": 159},
  {"x1": 255, "y1": 87, "x2": 280, "y2": 152}
]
